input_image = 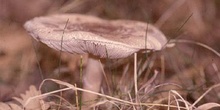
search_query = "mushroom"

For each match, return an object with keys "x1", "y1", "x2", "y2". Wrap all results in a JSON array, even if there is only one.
[{"x1": 24, "y1": 14, "x2": 167, "y2": 105}]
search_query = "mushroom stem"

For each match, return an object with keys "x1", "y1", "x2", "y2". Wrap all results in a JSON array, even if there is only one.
[{"x1": 82, "y1": 55, "x2": 103, "y2": 105}]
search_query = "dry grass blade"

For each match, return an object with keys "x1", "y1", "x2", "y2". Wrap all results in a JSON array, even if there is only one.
[
  {"x1": 191, "y1": 83, "x2": 220, "y2": 109},
  {"x1": 31, "y1": 78, "x2": 189, "y2": 109},
  {"x1": 134, "y1": 52, "x2": 138, "y2": 104},
  {"x1": 169, "y1": 90, "x2": 190, "y2": 110},
  {"x1": 194, "y1": 103, "x2": 220, "y2": 110},
  {"x1": 155, "y1": 0, "x2": 186, "y2": 28},
  {"x1": 57, "y1": 0, "x2": 88, "y2": 13},
  {"x1": 169, "y1": 39, "x2": 220, "y2": 57}
]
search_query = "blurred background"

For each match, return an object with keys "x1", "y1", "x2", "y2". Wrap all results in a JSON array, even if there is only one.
[{"x1": 0, "y1": 0, "x2": 220, "y2": 109}]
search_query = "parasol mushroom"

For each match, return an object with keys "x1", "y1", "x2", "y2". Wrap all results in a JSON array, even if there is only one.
[{"x1": 24, "y1": 14, "x2": 167, "y2": 105}]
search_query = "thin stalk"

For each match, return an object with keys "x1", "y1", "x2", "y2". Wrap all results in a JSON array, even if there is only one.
[
  {"x1": 169, "y1": 39, "x2": 220, "y2": 57},
  {"x1": 79, "y1": 55, "x2": 83, "y2": 110},
  {"x1": 74, "y1": 84, "x2": 79, "y2": 109},
  {"x1": 58, "y1": 19, "x2": 69, "y2": 110},
  {"x1": 134, "y1": 52, "x2": 138, "y2": 103}
]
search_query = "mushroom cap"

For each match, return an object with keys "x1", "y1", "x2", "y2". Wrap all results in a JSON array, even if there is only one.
[{"x1": 24, "y1": 14, "x2": 167, "y2": 59}]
